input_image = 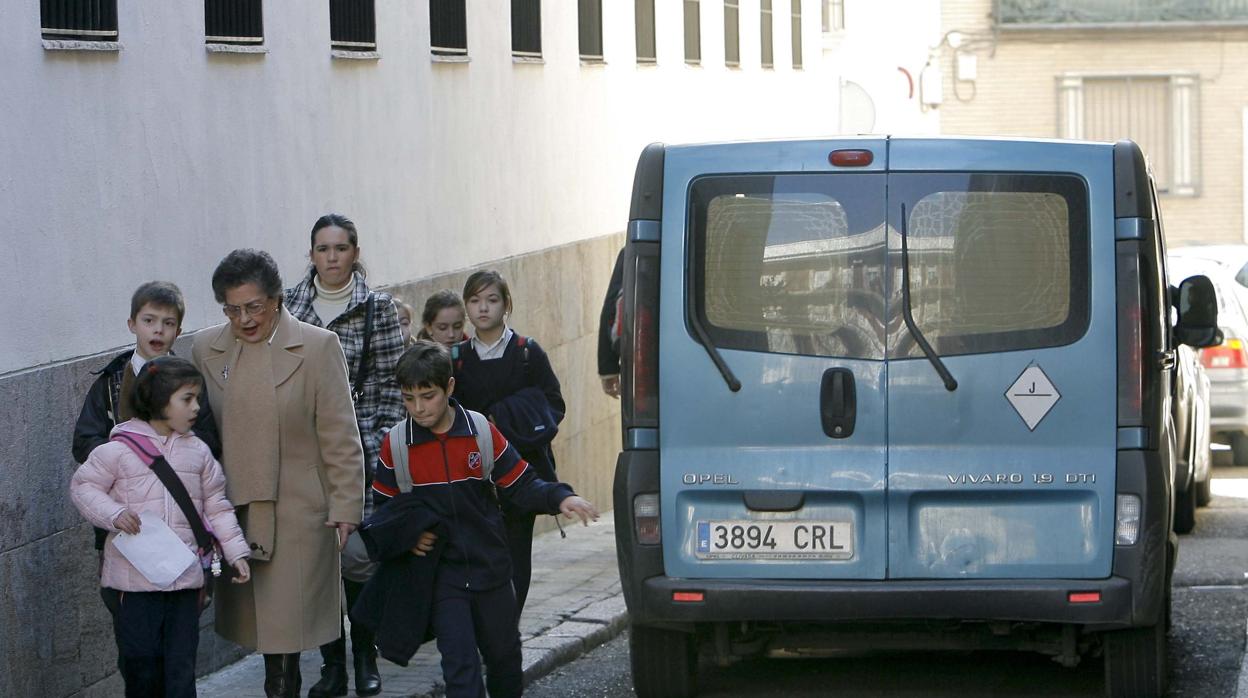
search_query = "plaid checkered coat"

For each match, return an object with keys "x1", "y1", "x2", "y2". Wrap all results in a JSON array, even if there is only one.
[{"x1": 286, "y1": 270, "x2": 405, "y2": 490}]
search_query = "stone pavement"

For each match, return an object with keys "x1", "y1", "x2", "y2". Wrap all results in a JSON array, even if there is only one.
[{"x1": 197, "y1": 519, "x2": 625, "y2": 697}]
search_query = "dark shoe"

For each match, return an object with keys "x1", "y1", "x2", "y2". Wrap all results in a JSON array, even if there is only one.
[
  {"x1": 307, "y1": 638, "x2": 347, "y2": 698},
  {"x1": 353, "y1": 649, "x2": 382, "y2": 697},
  {"x1": 263, "y1": 654, "x2": 303, "y2": 698}
]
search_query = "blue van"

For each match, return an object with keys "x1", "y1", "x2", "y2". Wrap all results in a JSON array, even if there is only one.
[{"x1": 612, "y1": 137, "x2": 1221, "y2": 698}]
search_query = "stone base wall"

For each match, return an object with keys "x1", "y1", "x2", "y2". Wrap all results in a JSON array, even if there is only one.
[{"x1": 0, "y1": 232, "x2": 623, "y2": 696}]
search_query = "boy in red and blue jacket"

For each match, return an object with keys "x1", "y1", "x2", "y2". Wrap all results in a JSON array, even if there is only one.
[{"x1": 371, "y1": 341, "x2": 597, "y2": 698}]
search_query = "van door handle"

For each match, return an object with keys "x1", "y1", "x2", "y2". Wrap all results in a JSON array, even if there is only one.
[
  {"x1": 1158, "y1": 350, "x2": 1176, "y2": 370},
  {"x1": 820, "y1": 368, "x2": 856, "y2": 439}
]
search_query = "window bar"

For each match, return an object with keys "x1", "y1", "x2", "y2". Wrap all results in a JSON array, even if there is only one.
[
  {"x1": 431, "y1": 0, "x2": 469, "y2": 55},
  {"x1": 41, "y1": 0, "x2": 119, "y2": 38}
]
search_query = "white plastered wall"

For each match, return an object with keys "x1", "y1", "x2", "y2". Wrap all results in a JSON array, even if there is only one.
[{"x1": 0, "y1": 0, "x2": 846, "y2": 374}]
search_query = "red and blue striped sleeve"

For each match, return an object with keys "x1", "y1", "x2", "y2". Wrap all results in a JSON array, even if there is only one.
[{"x1": 372, "y1": 429, "x2": 400, "y2": 506}]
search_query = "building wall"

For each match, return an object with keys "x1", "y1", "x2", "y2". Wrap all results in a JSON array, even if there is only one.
[
  {"x1": 0, "y1": 1, "x2": 847, "y2": 695},
  {"x1": 938, "y1": 0, "x2": 1248, "y2": 244}
]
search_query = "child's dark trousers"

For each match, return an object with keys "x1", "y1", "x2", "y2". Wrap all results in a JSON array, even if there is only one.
[
  {"x1": 432, "y1": 581, "x2": 524, "y2": 698},
  {"x1": 112, "y1": 588, "x2": 200, "y2": 698}
]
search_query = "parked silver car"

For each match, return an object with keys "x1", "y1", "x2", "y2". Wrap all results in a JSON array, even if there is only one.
[{"x1": 1170, "y1": 246, "x2": 1248, "y2": 467}]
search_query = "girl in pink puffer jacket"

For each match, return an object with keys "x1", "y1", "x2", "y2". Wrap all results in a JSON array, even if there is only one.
[{"x1": 70, "y1": 356, "x2": 250, "y2": 697}]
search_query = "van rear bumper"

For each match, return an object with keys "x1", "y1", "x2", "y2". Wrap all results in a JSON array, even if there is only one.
[{"x1": 635, "y1": 575, "x2": 1136, "y2": 627}]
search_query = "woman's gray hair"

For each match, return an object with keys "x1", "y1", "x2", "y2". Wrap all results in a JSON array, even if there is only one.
[{"x1": 211, "y1": 248, "x2": 284, "y2": 303}]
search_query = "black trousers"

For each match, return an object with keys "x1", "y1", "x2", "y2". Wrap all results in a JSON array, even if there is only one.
[
  {"x1": 432, "y1": 582, "x2": 523, "y2": 698},
  {"x1": 111, "y1": 588, "x2": 200, "y2": 698},
  {"x1": 502, "y1": 508, "x2": 536, "y2": 615}
]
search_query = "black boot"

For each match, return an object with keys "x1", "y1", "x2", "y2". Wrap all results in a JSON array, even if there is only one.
[
  {"x1": 263, "y1": 653, "x2": 302, "y2": 698},
  {"x1": 344, "y1": 578, "x2": 381, "y2": 696},
  {"x1": 306, "y1": 637, "x2": 347, "y2": 698},
  {"x1": 352, "y1": 646, "x2": 381, "y2": 697}
]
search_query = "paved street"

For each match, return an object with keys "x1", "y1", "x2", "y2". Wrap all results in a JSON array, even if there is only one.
[{"x1": 528, "y1": 465, "x2": 1248, "y2": 697}]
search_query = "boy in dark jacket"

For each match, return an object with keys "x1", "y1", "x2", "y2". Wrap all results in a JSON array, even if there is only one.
[
  {"x1": 72, "y1": 282, "x2": 222, "y2": 548},
  {"x1": 372, "y1": 341, "x2": 597, "y2": 698}
]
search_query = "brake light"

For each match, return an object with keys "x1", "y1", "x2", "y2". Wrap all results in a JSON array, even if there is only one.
[
  {"x1": 624, "y1": 246, "x2": 660, "y2": 427},
  {"x1": 829, "y1": 149, "x2": 874, "y2": 167},
  {"x1": 1116, "y1": 246, "x2": 1144, "y2": 426},
  {"x1": 1200, "y1": 338, "x2": 1248, "y2": 369}
]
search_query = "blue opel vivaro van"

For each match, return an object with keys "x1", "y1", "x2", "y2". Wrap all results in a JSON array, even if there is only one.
[{"x1": 612, "y1": 137, "x2": 1221, "y2": 698}]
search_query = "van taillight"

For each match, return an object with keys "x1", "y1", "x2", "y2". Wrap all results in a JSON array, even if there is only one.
[
  {"x1": 1200, "y1": 338, "x2": 1248, "y2": 369},
  {"x1": 623, "y1": 244, "x2": 660, "y2": 429},
  {"x1": 1116, "y1": 245, "x2": 1144, "y2": 426}
]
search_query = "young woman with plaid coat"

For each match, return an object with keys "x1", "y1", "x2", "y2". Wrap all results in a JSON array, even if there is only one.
[{"x1": 284, "y1": 213, "x2": 405, "y2": 697}]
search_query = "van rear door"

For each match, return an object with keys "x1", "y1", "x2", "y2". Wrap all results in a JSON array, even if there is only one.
[
  {"x1": 884, "y1": 140, "x2": 1116, "y2": 579},
  {"x1": 660, "y1": 140, "x2": 890, "y2": 581}
]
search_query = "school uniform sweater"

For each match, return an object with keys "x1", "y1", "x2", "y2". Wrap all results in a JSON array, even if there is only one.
[
  {"x1": 452, "y1": 334, "x2": 565, "y2": 482},
  {"x1": 371, "y1": 401, "x2": 573, "y2": 591}
]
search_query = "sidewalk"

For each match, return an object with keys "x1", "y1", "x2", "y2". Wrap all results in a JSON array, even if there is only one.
[{"x1": 197, "y1": 518, "x2": 625, "y2": 697}]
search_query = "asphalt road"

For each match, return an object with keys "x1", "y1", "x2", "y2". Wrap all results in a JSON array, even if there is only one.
[{"x1": 528, "y1": 465, "x2": 1248, "y2": 697}]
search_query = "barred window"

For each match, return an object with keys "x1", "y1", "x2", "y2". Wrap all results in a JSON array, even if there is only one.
[
  {"x1": 761, "y1": 0, "x2": 774, "y2": 68},
  {"x1": 636, "y1": 0, "x2": 656, "y2": 63},
  {"x1": 512, "y1": 0, "x2": 542, "y2": 57},
  {"x1": 724, "y1": 1, "x2": 740, "y2": 67},
  {"x1": 579, "y1": 0, "x2": 603, "y2": 60},
  {"x1": 791, "y1": 0, "x2": 803, "y2": 68},
  {"x1": 330, "y1": 0, "x2": 376, "y2": 51},
  {"x1": 685, "y1": 0, "x2": 701, "y2": 64},
  {"x1": 430, "y1": 0, "x2": 467, "y2": 55},
  {"x1": 205, "y1": 0, "x2": 263, "y2": 44},
  {"x1": 41, "y1": 0, "x2": 117, "y2": 41},
  {"x1": 1057, "y1": 74, "x2": 1199, "y2": 195}
]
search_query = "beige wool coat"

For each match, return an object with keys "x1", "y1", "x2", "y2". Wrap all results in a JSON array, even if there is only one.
[{"x1": 193, "y1": 308, "x2": 365, "y2": 654}]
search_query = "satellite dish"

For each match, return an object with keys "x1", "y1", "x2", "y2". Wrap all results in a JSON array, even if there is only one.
[{"x1": 840, "y1": 80, "x2": 876, "y2": 134}]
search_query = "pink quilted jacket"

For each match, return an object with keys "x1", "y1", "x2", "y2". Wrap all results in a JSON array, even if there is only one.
[{"x1": 70, "y1": 420, "x2": 250, "y2": 592}]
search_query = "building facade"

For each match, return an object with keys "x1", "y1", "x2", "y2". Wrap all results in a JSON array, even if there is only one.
[
  {"x1": 0, "y1": 0, "x2": 922, "y2": 694},
  {"x1": 937, "y1": 0, "x2": 1248, "y2": 244}
]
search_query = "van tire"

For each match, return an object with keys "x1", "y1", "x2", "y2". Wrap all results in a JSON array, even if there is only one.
[
  {"x1": 630, "y1": 625, "x2": 697, "y2": 698},
  {"x1": 1231, "y1": 433, "x2": 1248, "y2": 465},
  {"x1": 1197, "y1": 473, "x2": 1213, "y2": 507},
  {"x1": 1102, "y1": 624, "x2": 1167, "y2": 698},
  {"x1": 1173, "y1": 479, "x2": 1197, "y2": 534}
]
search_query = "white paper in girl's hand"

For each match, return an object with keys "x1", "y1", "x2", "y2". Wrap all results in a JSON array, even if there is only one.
[{"x1": 112, "y1": 512, "x2": 199, "y2": 587}]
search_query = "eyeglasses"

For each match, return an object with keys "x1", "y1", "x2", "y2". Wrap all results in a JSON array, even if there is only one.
[{"x1": 222, "y1": 300, "x2": 272, "y2": 319}]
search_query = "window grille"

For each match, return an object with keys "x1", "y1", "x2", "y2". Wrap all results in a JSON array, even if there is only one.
[
  {"x1": 636, "y1": 0, "x2": 656, "y2": 63},
  {"x1": 761, "y1": 0, "x2": 774, "y2": 68},
  {"x1": 41, "y1": 0, "x2": 118, "y2": 40},
  {"x1": 579, "y1": 0, "x2": 603, "y2": 60},
  {"x1": 724, "y1": 1, "x2": 740, "y2": 67},
  {"x1": 205, "y1": 0, "x2": 263, "y2": 44},
  {"x1": 512, "y1": 0, "x2": 542, "y2": 57},
  {"x1": 684, "y1": 0, "x2": 701, "y2": 63},
  {"x1": 330, "y1": 0, "x2": 376, "y2": 50},
  {"x1": 822, "y1": 0, "x2": 844, "y2": 32},
  {"x1": 791, "y1": 0, "x2": 803, "y2": 68},
  {"x1": 430, "y1": 0, "x2": 467, "y2": 55}
]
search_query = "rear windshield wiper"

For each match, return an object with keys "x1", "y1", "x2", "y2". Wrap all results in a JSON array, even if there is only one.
[
  {"x1": 689, "y1": 311, "x2": 742, "y2": 393},
  {"x1": 900, "y1": 203, "x2": 958, "y2": 392}
]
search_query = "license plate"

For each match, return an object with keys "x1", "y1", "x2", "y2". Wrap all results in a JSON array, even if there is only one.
[{"x1": 695, "y1": 520, "x2": 854, "y2": 560}]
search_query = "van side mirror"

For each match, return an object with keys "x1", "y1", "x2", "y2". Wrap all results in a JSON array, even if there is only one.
[{"x1": 1174, "y1": 275, "x2": 1222, "y2": 348}]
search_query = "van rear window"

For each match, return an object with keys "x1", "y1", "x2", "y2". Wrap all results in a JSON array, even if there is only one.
[
  {"x1": 690, "y1": 172, "x2": 1090, "y2": 360},
  {"x1": 691, "y1": 174, "x2": 887, "y2": 360},
  {"x1": 889, "y1": 174, "x2": 1090, "y2": 357}
]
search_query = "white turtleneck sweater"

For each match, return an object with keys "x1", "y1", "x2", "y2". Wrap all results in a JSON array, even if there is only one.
[{"x1": 312, "y1": 274, "x2": 355, "y2": 326}]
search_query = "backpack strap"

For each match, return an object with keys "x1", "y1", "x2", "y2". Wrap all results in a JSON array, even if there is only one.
[
  {"x1": 465, "y1": 410, "x2": 495, "y2": 481},
  {"x1": 111, "y1": 433, "x2": 213, "y2": 556},
  {"x1": 352, "y1": 293, "x2": 375, "y2": 404},
  {"x1": 516, "y1": 335, "x2": 531, "y2": 383},
  {"x1": 387, "y1": 419, "x2": 414, "y2": 493}
]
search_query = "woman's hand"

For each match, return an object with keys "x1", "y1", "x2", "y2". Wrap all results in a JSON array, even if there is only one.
[
  {"x1": 231, "y1": 559, "x2": 251, "y2": 584},
  {"x1": 410, "y1": 530, "x2": 438, "y2": 557},
  {"x1": 326, "y1": 521, "x2": 357, "y2": 549},
  {"x1": 559, "y1": 496, "x2": 600, "y2": 526},
  {"x1": 113, "y1": 509, "x2": 142, "y2": 535}
]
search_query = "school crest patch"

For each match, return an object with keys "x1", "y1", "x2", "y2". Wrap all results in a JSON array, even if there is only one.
[{"x1": 468, "y1": 451, "x2": 482, "y2": 471}]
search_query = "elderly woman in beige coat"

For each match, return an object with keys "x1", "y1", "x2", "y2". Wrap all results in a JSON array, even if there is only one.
[{"x1": 194, "y1": 248, "x2": 364, "y2": 698}]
